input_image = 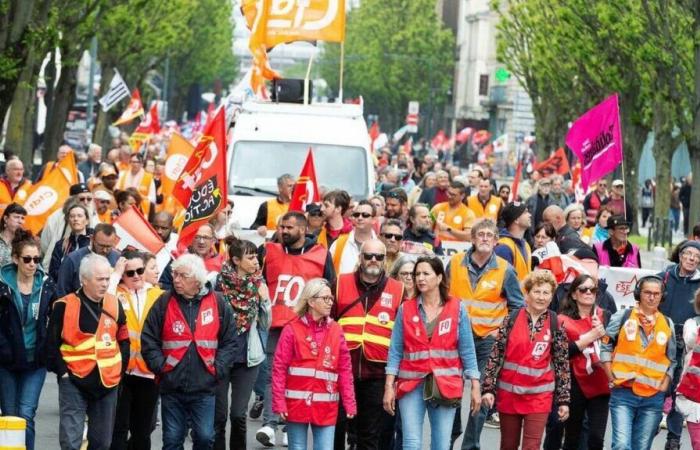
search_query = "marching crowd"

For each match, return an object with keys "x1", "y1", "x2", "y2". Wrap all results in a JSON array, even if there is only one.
[{"x1": 0, "y1": 136, "x2": 699, "y2": 450}]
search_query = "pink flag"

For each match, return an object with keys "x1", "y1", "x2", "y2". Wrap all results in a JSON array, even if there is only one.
[{"x1": 565, "y1": 94, "x2": 623, "y2": 190}]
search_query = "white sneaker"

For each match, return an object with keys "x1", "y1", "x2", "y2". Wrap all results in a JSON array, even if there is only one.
[
  {"x1": 256, "y1": 426, "x2": 276, "y2": 447},
  {"x1": 282, "y1": 430, "x2": 288, "y2": 447},
  {"x1": 660, "y1": 414, "x2": 668, "y2": 429}
]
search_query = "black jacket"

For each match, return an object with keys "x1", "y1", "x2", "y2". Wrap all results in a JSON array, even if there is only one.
[
  {"x1": 141, "y1": 285, "x2": 238, "y2": 395},
  {"x1": 0, "y1": 269, "x2": 57, "y2": 371},
  {"x1": 48, "y1": 231, "x2": 92, "y2": 282}
]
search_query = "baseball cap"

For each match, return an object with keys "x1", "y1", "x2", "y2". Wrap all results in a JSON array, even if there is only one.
[
  {"x1": 306, "y1": 203, "x2": 322, "y2": 216},
  {"x1": 612, "y1": 179, "x2": 624, "y2": 187},
  {"x1": 69, "y1": 183, "x2": 90, "y2": 196},
  {"x1": 500, "y1": 202, "x2": 528, "y2": 228},
  {"x1": 98, "y1": 164, "x2": 118, "y2": 177},
  {"x1": 606, "y1": 215, "x2": 631, "y2": 230}
]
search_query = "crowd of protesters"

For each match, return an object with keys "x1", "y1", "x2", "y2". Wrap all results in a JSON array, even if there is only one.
[{"x1": 0, "y1": 131, "x2": 699, "y2": 450}]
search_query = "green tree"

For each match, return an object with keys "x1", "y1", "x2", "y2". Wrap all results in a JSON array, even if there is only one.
[{"x1": 319, "y1": 0, "x2": 454, "y2": 132}]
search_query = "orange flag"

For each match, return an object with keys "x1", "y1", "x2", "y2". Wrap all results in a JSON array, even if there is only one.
[
  {"x1": 158, "y1": 133, "x2": 195, "y2": 216},
  {"x1": 113, "y1": 89, "x2": 145, "y2": 126},
  {"x1": 20, "y1": 151, "x2": 79, "y2": 234},
  {"x1": 113, "y1": 206, "x2": 165, "y2": 254},
  {"x1": 535, "y1": 147, "x2": 571, "y2": 176}
]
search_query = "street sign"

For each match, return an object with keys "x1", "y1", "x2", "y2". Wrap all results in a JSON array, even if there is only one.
[
  {"x1": 408, "y1": 101, "x2": 419, "y2": 115},
  {"x1": 406, "y1": 114, "x2": 419, "y2": 133}
]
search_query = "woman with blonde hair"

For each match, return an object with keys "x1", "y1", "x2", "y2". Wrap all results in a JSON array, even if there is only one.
[{"x1": 271, "y1": 278, "x2": 356, "y2": 449}]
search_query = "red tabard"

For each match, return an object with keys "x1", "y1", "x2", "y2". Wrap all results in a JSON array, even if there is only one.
[
  {"x1": 678, "y1": 330, "x2": 700, "y2": 402},
  {"x1": 559, "y1": 310, "x2": 610, "y2": 399},
  {"x1": 265, "y1": 243, "x2": 327, "y2": 329},
  {"x1": 284, "y1": 317, "x2": 343, "y2": 426},
  {"x1": 396, "y1": 297, "x2": 463, "y2": 400},
  {"x1": 161, "y1": 292, "x2": 220, "y2": 376},
  {"x1": 497, "y1": 309, "x2": 555, "y2": 414},
  {"x1": 336, "y1": 274, "x2": 403, "y2": 362}
]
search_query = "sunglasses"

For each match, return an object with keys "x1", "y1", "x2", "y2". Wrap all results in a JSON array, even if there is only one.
[
  {"x1": 352, "y1": 212, "x2": 372, "y2": 219},
  {"x1": 308, "y1": 211, "x2": 323, "y2": 217},
  {"x1": 77, "y1": 196, "x2": 93, "y2": 202},
  {"x1": 363, "y1": 253, "x2": 386, "y2": 262},
  {"x1": 21, "y1": 256, "x2": 41, "y2": 264},
  {"x1": 125, "y1": 267, "x2": 145, "y2": 277},
  {"x1": 381, "y1": 233, "x2": 403, "y2": 241},
  {"x1": 576, "y1": 286, "x2": 598, "y2": 294}
]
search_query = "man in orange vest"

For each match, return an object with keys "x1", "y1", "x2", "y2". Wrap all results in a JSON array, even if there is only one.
[
  {"x1": 141, "y1": 253, "x2": 237, "y2": 450},
  {"x1": 46, "y1": 253, "x2": 130, "y2": 450},
  {"x1": 334, "y1": 239, "x2": 403, "y2": 450},
  {"x1": 251, "y1": 173, "x2": 295, "y2": 237},
  {"x1": 255, "y1": 211, "x2": 336, "y2": 447},
  {"x1": 318, "y1": 189, "x2": 354, "y2": 248},
  {"x1": 0, "y1": 158, "x2": 31, "y2": 217},
  {"x1": 116, "y1": 153, "x2": 156, "y2": 219},
  {"x1": 330, "y1": 199, "x2": 377, "y2": 275},
  {"x1": 36, "y1": 144, "x2": 73, "y2": 182},
  {"x1": 601, "y1": 275, "x2": 676, "y2": 450},
  {"x1": 447, "y1": 218, "x2": 524, "y2": 449},
  {"x1": 431, "y1": 180, "x2": 475, "y2": 242},
  {"x1": 111, "y1": 250, "x2": 164, "y2": 449},
  {"x1": 467, "y1": 178, "x2": 503, "y2": 221},
  {"x1": 494, "y1": 202, "x2": 532, "y2": 281}
]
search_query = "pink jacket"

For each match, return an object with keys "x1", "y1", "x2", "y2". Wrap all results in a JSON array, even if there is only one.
[{"x1": 272, "y1": 313, "x2": 357, "y2": 417}]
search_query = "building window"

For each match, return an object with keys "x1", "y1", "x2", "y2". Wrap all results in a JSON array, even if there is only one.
[{"x1": 479, "y1": 75, "x2": 489, "y2": 96}]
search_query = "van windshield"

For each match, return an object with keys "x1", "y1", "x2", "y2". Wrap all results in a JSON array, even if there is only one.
[{"x1": 229, "y1": 141, "x2": 369, "y2": 198}]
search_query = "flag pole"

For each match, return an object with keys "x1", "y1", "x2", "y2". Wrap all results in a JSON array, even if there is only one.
[
  {"x1": 338, "y1": 41, "x2": 345, "y2": 103},
  {"x1": 304, "y1": 53, "x2": 314, "y2": 105}
]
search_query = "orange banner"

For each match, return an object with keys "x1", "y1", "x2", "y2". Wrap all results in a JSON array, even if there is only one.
[{"x1": 20, "y1": 152, "x2": 79, "y2": 234}]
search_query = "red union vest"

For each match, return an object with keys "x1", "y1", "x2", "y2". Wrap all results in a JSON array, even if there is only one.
[
  {"x1": 594, "y1": 242, "x2": 640, "y2": 268},
  {"x1": 265, "y1": 242, "x2": 327, "y2": 329},
  {"x1": 285, "y1": 316, "x2": 343, "y2": 426},
  {"x1": 678, "y1": 324, "x2": 700, "y2": 402},
  {"x1": 161, "y1": 292, "x2": 219, "y2": 376},
  {"x1": 559, "y1": 310, "x2": 610, "y2": 399},
  {"x1": 336, "y1": 274, "x2": 403, "y2": 362},
  {"x1": 58, "y1": 294, "x2": 122, "y2": 388},
  {"x1": 497, "y1": 308, "x2": 555, "y2": 414},
  {"x1": 396, "y1": 297, "x2": 463, "y2": 400}
]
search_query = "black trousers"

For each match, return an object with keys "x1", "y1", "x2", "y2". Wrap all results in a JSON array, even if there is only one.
[
  {"x1": 563, "y1": 378, "x2": 609, "y2": 450},
  {"x1": 110, "y1": 374, "x2": 160, "y2": 450},
  {"x1": 335, "y1": 378, "x2": 395, "y2": 450},
  {"x1": 214, "y1": 362, "x2": 260, "y2": 450}
]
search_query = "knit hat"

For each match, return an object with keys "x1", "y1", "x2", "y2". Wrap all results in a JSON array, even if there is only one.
[
  {"x1": 680, "y1": 240, "x2": 700, "y2": 254},
  {"x1": 500, "y1": 202, "x2": 528, "y2": 228}
]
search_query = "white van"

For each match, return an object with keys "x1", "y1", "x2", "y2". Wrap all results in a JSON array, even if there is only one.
[{"x1": 227, "y1": 100, "x2": 375, "y2": 229}]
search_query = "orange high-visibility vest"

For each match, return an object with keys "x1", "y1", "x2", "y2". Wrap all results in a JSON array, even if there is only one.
[
  {"x1": 336, "y1": 274, "x2": 403, "y2": 362},
  {"x1": 448, "y1": 253, "x2": 508, "y2": 337},
  {"x1": 117, "y1": 171, "x2": 154, "y2": 217},
  {"x1": 58, "y1": 293, "x2": 123, "y2": 388},
  {"x1": 0, "y1": 179, "x2": 31, "y2": 217},
  {"x1": 266, "y1": 198, "x2": 289, "y2": 229},
  {"x1": 466, "y1": 194, "x2": 502, "y2": 220},
  {"x1": 118, "y1": 285, "x2": 163, "y2": 377},
  {"x1": 496, "y1": 236, "x2": 532, "y2": 281},
  {"x1": 611, "y1": 308, "x2": 672, "y2": 397}
]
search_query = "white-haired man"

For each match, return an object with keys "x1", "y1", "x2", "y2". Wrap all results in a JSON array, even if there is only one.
[
  {"x1": 141, "y1": 254, "x2": 237, "y2": 450},
  {"x1": 47, "y1": 254, "x2": 129, "y2": 450}
]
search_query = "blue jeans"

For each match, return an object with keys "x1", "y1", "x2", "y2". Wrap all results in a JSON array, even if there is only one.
[
  {"x1": 286, "y1": 422, "x2": 335, "y2": 450},
  {"x1": 399, "y1": 381, "x2": 457, "y2": 450},
  {"x1": 461, "y1": 335, "x2": 494, "y2": 450},
  {"x1": 253, "y1": 329, "x2": 269, "y2": 398},
  {"x1": 609, "y1": 387, "x2": 664, "y2": 450},
  {"x1": 0, "y1": 366, "x2": 46, "y2": 450},
  {"x1": 161, "y1": 392, "x2": 215, "y2": 450}
]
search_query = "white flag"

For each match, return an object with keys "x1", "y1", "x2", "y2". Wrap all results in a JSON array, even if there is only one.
[{"x1": 98, "y1": 69, "x2": 129, "y2": 112}]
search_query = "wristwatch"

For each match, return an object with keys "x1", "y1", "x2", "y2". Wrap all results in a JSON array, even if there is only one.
[{"x1": 447, "y1": 227, "x2": 453, "y2": 233}]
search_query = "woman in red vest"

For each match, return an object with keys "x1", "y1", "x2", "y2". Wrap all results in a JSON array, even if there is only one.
[
  {"x1": 383, "y1": 256, "x2": 481, "y2": 450},
  {"x1": 675, "y1": 289, "x2": 700, "y2": 448},
  {"x1": 481, "y1": 270, "x2": 570, "y2": 450},
  {"x1": 557, "y1": 274, "x2": 611, "y2": 450},
  {"x1": 271, "y1": 278, "x2": 356, "y2": 450}
]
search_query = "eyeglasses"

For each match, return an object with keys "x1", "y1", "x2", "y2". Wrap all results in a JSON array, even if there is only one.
[
  {"x1": 124, "y1": 267, "x2": 145, "y2": 277},
  {"x1": 308, "y1": 211, "x2": 323, "y2": 217},
  {"x1": 20, "y1": 256, "x2": 41, "y2": 264},
  {"x1": 352, "y1": 212, "x2": 373, "y2": 219},
  {"x1": 381, "y1": 233, "x2": 403, "y2": 241},
  {"x1": 96, "y1": 199, "x2": 111, "y2": 205},
  {"x1": 312, "y1": 295, "x2": 334, "y2": 304},
  {"x1": 641, "y1": 290, "x2": 662, "y2": 298},
  {"x1": 576, "y1": 286, "x2": 598, "y2": 294},
  {"x1": 475, "y1": 231, "x2": 496, "y2": 240},
  {"x1": 77, "y1": 195, "x2": 93, "y2": 203},
  {"x1": 194, "y1": 235, "x2": 213, "y2": 241},
  {"x1": 362, "y1": 253, "x2": 386, "y2": 262},
  {"x1": 682, "y1": 251, "x2": 700, "y2": 261},
  {"x1": 398, "y1": 271, "x2": 413, "y2": 278}
]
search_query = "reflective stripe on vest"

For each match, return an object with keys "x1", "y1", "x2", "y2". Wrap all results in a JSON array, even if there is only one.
[
  {"x1": 497, "y1": 380, "x2": 556, "y2": 394},
  {"x1": 119, "y1": 286, "x2": 163, "y2": 377},
  {"x1": 610, "y1": 308, "x2": 671, "y2": 397},
  {"x1": 448, "y1": 253, "x2": 508, "y2": 337},
  {"x1": 502, "y1": 361, "x2": 552, "y2": 378},
  {"x1": 288, "y1": 366, "x2": 339, "y2": 382},
  {"x1": 496, "y1": 237, "x2": 531, "y2": 281},
  {"x1": 160, "y1": 292, "x2": 220, "y2": 376},
  {"x1": 58, "y1": 293, "x2": 122, "y2": 388},
  {"x1": 285, "y1": 390, "x2": 339, "y2": 402}
]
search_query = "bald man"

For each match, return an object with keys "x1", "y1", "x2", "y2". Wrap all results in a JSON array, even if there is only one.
[
  {"x1": 542, "y1": 205, "x2": 588, "y2": 253},
  {"x1": 0, "y1": 159, "x2": 31, "y2": 216}
]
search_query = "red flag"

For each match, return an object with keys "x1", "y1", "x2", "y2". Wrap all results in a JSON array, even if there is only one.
[
  {"x1": 113, "y1": 206, "x2": 165, "y2": 254},
  {"x1": 473, "y1": 130, "x2": 492, "y2": 145},
  {"x1": 173, "y1": 108, "x2": 228, "y2": 250},
  {"x1": 511, "y1": 157, "x2": 523, "y2": 202},
  {"x1": 369, "y1": 122, "x2": 380, "y2": 150},
  {"x1": 431, "y1": 130, "x2": 446, "y2": 150},
  {"x1": 135, "y1": 103, "x2": 161, "y2": 135},
  {"x1": 289, "y1": 149, "x2": 320, "y2": 212},
  {"x1": 113, "y1": 89, "x2": 144, "y2": 126},
  {"x1": 455, "y1": 127, "x2": 473, "y2": 144},
  {"x1": 535, "y1": 147, "x2": 570, "y2": 176}
]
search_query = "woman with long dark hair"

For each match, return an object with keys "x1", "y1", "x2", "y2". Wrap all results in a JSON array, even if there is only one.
[
  {"x1": 48, "y1": 203, "x2": 91, "y2": 281},
  {"x1": 214, "y1": 237, "x2": 271, "y2": 450},
  {"x1": 0, "y1": 203, "x2": 27, "y2": 267}
]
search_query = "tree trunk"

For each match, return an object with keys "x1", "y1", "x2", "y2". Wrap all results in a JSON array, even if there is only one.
[
  {"x1": 43, "y1": 64, "x2": 79, "y2": 162},
  {"x1": 619, "y1": 94, "x2": 649, "y2": 235},
  {"x1": 93, "y1": 68, "x2": 115, "y2": 150},
  {"x1": 4, "y1": 46, "x2": 40, "y2": 169},
  {"x1": 652, "y1": 98, "x2": 675, "y2": 238}
]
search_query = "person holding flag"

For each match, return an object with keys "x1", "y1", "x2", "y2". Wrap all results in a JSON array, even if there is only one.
[
  {"x1": 251, "y1": 174, "x2": 295, "y2": 237},
  {"x1": 35, "y1": 145, "x2": 74, "y2": 183},
  {"x1": 115, "y1": 153, "x2": 156, "y2": 220},
  {"x1": 0, "y1": 159, "x2": 31, "y2": 218}
]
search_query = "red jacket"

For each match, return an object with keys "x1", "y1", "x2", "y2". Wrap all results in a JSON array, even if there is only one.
[{"x1": 272, "y1": 314, "x2": 356, "y2": 419}]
